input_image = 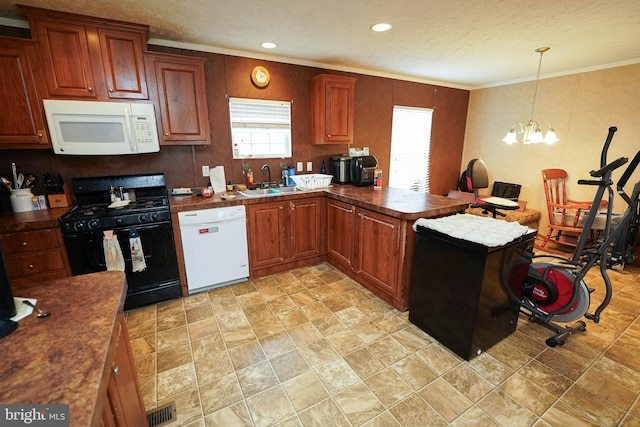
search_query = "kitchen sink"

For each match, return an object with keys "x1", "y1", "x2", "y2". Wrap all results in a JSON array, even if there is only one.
[{"x1": 238, "y1": 186, "x2": 300, "y2": 197}]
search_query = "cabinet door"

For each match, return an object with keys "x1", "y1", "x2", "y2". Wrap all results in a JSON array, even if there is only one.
[
  {"x1": 290, "y1": 198, "x2": 324, "y2": 260},
  {"x1": 326, "y1": 199, "x2": 356, "y2": 268},
  {"x1": 0, "y1": 38, "x2": 49, "y2": 148},
  {"x1": 98, "y1": 28, "x2": 148, "y2": 100},
  {"x1": 106, "y1": 318, "x2": 147, "y2": 427},
  {"x1": 146, "y1": 52, "x2": 210, "y2": 144},
  {"x1": 311, "y1": 74, "x2": 356, "y2": 145},
  {"x1": 32, "y1": 20, "x2": 98, "y2": 98},
  {"x1": 247, "y1": 201, "x2": 288, "y2": 269},
  {"x1": 354, "y1": 209, "x2": 403, "y2": 298}
]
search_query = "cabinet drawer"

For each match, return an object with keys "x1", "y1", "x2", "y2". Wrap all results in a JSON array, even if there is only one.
[
  {"x1": 7, "y1": 250, "x2": 67, "y2": 276},
  {"x1": 0, "y1": 229, "x2": 62, "y2": 254}
]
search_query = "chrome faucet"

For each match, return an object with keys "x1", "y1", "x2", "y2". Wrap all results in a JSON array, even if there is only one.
[{"x1": 260, "y1": 164, "x2": 271, "y2": 187}]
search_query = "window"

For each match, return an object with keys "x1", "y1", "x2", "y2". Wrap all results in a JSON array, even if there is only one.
[
  {"x1": 388, "y1": 105, "x2": 433, "y2": 192},
  {"x1": 229, "y1": 98, "x2": 292, "y2": 159}
]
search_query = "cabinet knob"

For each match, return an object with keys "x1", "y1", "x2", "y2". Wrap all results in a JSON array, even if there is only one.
[
  {"x1": 21, "y1": 241, "x2": 28, "y2": 247},
  {"x1": 108, "y1": 87, "x2": 114, "y2": 92},
  {"x1": 165, "y1": 132, "x2": 170, "y2": 136},
  {"x1": 279, "y1": 206, "x2": 284, "y2": 210},
  {"x1": 37, "y1": 132, "x2": 43, "y2": 138},
  {"x1": 112, "y1": 366, "x2": 119, "y2": 375},
  {"x1": 87, "y1": 86, "x2": 93, "y2": 92},
  {"x1": 28, "y1": 264, "x2": 34, "y2": 269},
  {"x1": 327, "y1": 134, "x2": 331, "y2": 138},
  {"x1": 290, "y1": 202, "x2": 295, "y2": 210}
]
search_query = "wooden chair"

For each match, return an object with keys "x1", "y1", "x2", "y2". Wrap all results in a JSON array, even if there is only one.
[{"x1": 540, "y1": 168, "x2": 606, "y2": 250}]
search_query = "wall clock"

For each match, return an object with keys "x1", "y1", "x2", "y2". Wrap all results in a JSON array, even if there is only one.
[{"x1": 251, "y1": 66, "x2": 270, "y2": 88}]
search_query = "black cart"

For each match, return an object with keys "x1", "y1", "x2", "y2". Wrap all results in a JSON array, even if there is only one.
[{"x1": 409, "y1": 219, "x2": 536, "y2": 360}]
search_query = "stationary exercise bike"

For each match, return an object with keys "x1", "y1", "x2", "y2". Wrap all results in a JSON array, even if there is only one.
[{"x1": 502, "y1": 126, "x2": 640, "y2": 346}]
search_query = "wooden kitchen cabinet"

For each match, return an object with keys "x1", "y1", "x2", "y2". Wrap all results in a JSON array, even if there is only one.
[
  {"x1": 247, "y1": 200, "x2": 288, "y2": 270},
  {"x1": 247, "y1": 197, "x2": 325, "y2": 276},
  {"x1": 327, "y1": 199, "x2": 357, "y2": 269},
  {"x1": 145, "y1": 52, "x2": 211, "y2": 145},
  {"x1": 20, "y1": 5, "x2": 149, "y2": 101},
  {"x1": 102, "y1": 316, "x2": 148, "y2": 427},
  {"x1": 0, "y1": 37, "x2": 49, "y2": 149},
  {"x1": 311, "y1": 74, "x2": 356, "y2": 145},
  {"x1": 0, "y1": 227, "x2": 71, "y2": 288},
  {"x1": 290, "y1": 197, "x2": 325, "y2": 261},
  {"x1": 327, "y1": 199, "x2": 405, "y2": 307}
]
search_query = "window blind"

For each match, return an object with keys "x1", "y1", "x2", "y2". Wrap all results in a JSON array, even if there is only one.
[{"x1": 388, "y1": 106, "x2": 433, "y2": 192}]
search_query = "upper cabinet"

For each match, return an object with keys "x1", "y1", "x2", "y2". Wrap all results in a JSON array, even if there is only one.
[
  {"x1": 0, "y1": 37, "x2": 49, "y2": 149},
  {"x1": 145, "y1": 52, "x2": 211, "y2": 145},
  {"x1": 311, "y1": 74, "x2": 356, "y2": 145},
  {"x1": 19, "y1": 5, "x2": 149, "y2": 101}
]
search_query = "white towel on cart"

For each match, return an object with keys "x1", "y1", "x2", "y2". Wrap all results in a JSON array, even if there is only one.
[{"x1": 414, "y1": 214, "x2": 529, "y2": 247}]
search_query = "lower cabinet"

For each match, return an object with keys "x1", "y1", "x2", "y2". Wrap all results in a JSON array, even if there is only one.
[
  {"x1": 327, "y1": 199, "x2": 406, "y2": 309},
  {"x1": 101, "y1": 316, "x2": 147, "y2": 427},
  {"x1": 247, "y1": 197, "x2": 325, "y2": 276},
  {"x1": 0, "y1": 227, "x2": 71, "y2": 288}
]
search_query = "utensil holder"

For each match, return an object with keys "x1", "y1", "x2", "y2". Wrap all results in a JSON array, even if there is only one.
[{"x1": 10, "y1": 189, "x2": 34, "y2": 213}]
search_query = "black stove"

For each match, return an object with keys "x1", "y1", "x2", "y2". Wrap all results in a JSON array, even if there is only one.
[
  {"x1": 59, "y1": 174, "x2": 181, "y2": 310},
  {"x1": 59, "y1": 174, "x2": 171, "y2": 234}
]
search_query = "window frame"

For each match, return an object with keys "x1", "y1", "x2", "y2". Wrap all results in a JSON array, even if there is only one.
[{"x1": 229, "y1": 97, "x2": 292, "y2": 159}]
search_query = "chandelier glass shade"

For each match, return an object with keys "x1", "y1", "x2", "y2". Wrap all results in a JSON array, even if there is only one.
[{"x1": 503, "y1": 47, "x2": 558, "y2": 145}]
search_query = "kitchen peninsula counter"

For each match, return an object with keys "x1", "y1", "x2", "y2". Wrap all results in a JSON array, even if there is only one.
[
  {"x1": 0, "y1": 271, "x2": 144, "y2": 426},
  {"x1": 168, "y1": 185, "x2": 469, "y2": 219},
  {"x1": 169, "y1": 186, "x2": 468, "y2": 310}
]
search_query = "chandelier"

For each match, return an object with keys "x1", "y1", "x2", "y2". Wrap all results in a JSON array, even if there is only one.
[{"x1": 503, "y1": 47, "x2": 558, "y2": 145}]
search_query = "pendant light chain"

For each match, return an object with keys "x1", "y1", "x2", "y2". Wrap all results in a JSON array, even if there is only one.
[{"x1": 529, "y1": 48, "x2": 546, "y2": 120}]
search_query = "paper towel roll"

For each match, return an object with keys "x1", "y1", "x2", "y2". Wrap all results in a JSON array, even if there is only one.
[{"x1": 210, "y1": 166, "x2": 226, "y2": 193}]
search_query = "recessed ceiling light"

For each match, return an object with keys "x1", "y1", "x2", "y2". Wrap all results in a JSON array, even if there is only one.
[
  {"x1": 261, "y1": 42, "x2": 277, "y2": 49},
  {"x1": 371, "y1": 23, "x2": 392, "y2": 32}
]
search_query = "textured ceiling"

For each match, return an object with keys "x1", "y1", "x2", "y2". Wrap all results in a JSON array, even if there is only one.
[{"x1": 0, "y1": 0, "x2": 639, "y2": 89}]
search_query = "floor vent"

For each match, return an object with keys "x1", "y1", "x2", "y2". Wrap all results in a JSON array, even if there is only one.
[{"x1": 146, "y1": 401, "x2": 176, "y2": 427}]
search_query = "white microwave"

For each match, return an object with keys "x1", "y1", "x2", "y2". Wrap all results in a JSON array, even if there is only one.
[{"x1": 43, "y1": 99, "x2": 160, "y2": 155}]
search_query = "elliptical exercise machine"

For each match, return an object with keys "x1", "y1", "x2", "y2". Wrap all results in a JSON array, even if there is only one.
[{"x1": 503, "y1": 126, "x2": 640, "y2": 347}]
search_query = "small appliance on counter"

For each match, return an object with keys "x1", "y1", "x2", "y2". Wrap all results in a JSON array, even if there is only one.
[
  {"x1": 351, "y1": 155, "x2": 379, "y2": 186},
  {"x1": 330, "y1": 155, "x2": 352, "y2": 184}
]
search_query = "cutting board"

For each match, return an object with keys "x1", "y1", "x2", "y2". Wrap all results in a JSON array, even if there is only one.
[{"x1": 209, "y1": 166, "x2": 226, "y2": 194}]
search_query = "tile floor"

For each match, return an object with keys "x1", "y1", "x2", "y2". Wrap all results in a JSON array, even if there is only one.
[{"x1": 125, "y1": 260, "x2": 640, "y2": 427}]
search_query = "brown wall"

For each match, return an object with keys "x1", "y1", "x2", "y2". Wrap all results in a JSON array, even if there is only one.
[{"x1": 1, "y1": 37, "x2": 469, "y2": 205}]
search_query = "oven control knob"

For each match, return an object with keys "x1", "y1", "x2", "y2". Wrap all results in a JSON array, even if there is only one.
[
  {"x1": 150, "y1": 213, "x2": 159, "y2": 221},
  {"x1": 75, "y1": 221, "x2": 86, "y2": 231},
  {"x1": 88, "y1": 219, "x2": 99, "y2": 229},
  {"x1": 138, "y1": 214, "x2": 147, "y2": 222},
  {"x1": 115, "y1": 218, "x2": 123, "y2": 226}
]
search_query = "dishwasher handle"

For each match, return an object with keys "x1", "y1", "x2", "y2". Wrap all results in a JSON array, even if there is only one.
[{"x1": 179, "y1": 216, "x2": 246, "y2": 227}]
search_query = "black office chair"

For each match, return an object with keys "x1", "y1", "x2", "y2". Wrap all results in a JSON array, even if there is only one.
[{"x1": 459, "y1": 159, "x2": 519, "y2": 217}]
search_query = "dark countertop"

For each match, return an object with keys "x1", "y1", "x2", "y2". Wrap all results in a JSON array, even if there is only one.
[
  {"x1": 0, "y1": 186, "x2": 469, "y2": 232},
  {"x1": 0, "y1": 271, "x2": 127, "y2": 427},
  {"x1": 169, "y1": 185, "x2": 469, "y2": 220},
  {"x1": 0, "y1": 207, "x2": 69, "y2": 234}
]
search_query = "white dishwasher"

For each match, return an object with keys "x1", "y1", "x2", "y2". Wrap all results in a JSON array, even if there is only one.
[{"x1": 178, "y1": 205, "x2": 249, "y2": 293}]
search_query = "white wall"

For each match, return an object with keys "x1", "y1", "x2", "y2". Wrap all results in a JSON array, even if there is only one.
[{"x1": 462, "y1": 63, "x2": 640, "y2": 233}]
